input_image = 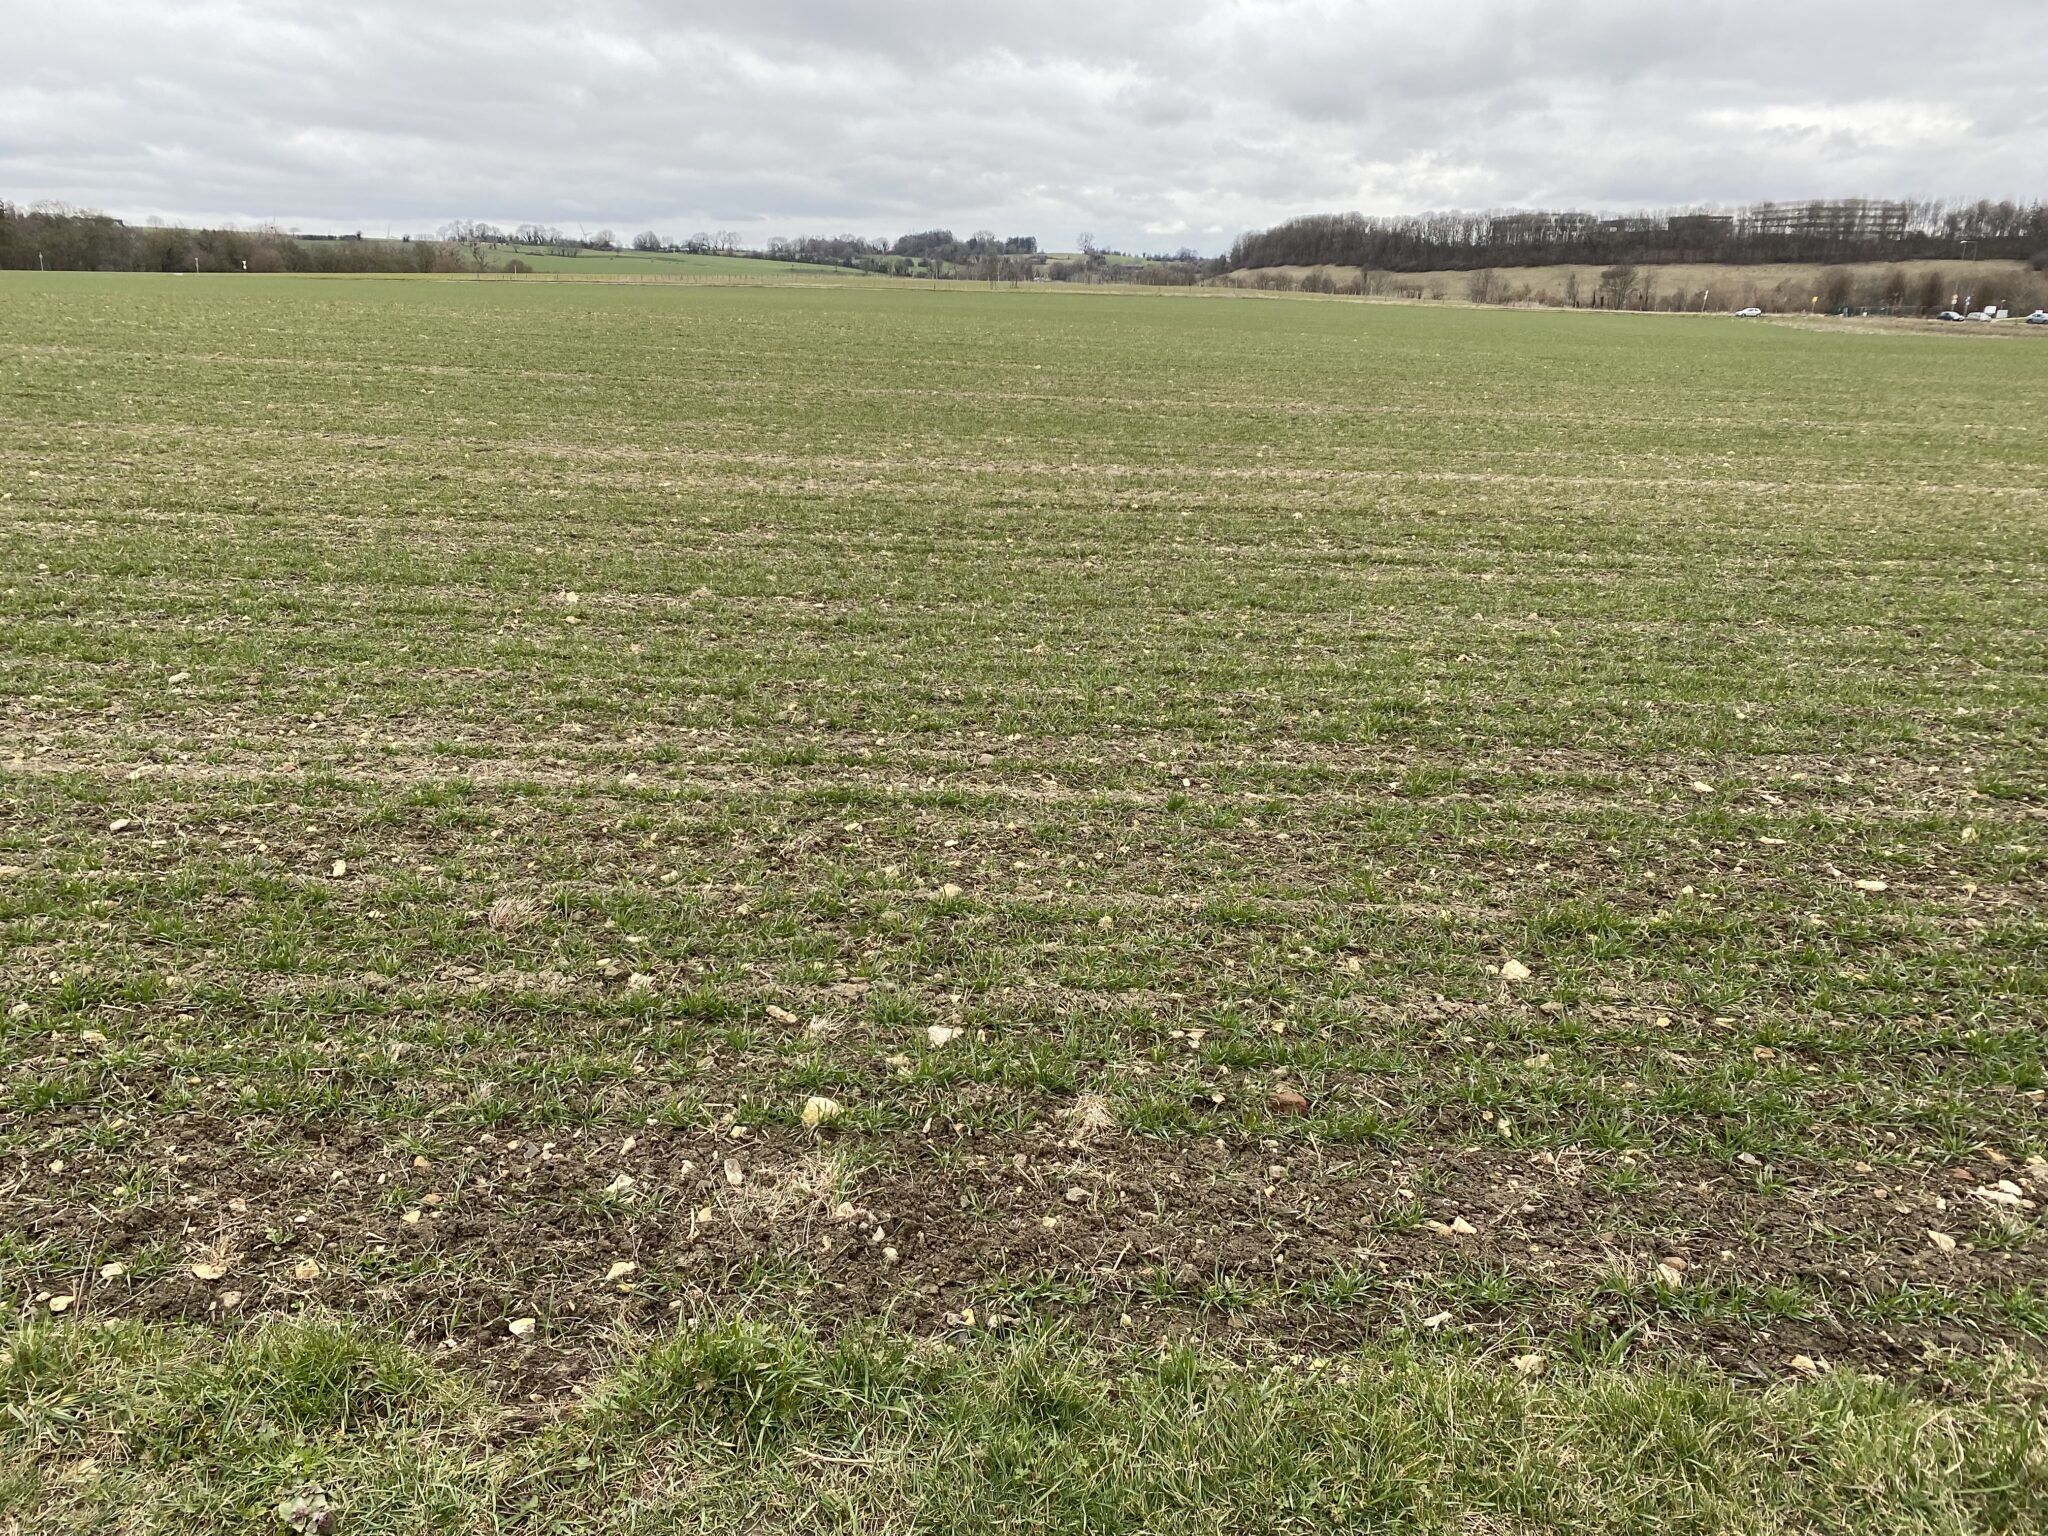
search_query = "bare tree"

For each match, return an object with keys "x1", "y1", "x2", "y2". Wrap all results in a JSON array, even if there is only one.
[{"x1": 631, "y1": 230, "x2": 663, "y2": 252}]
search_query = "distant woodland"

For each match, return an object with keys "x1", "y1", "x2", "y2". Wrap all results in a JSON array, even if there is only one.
[
  {"x1": 1227, "y1": 199, "x2": 2048, "y2": 272},
  {"x1": 0, "y1": 202, "x2": 459, "y2": 272}
]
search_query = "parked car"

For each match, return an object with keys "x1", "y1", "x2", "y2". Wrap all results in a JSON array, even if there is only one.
[
  {"x1": 2026, "y1": 310, "x2": 2048, "y2": 325},
  {"x1": 1735, "y1": 306, "x2": 1763, "y2": 317},
  {"x1": 1936, "y1": 310, "x2": 1965, "y2": 321}
]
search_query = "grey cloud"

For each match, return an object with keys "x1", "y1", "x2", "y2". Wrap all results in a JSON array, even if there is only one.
[{"x1": 4, "y1": 0, "x2": 2042, "y2": 253}]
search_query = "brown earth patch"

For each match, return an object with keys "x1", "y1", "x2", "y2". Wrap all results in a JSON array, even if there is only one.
[{"x1": 10, "y1": 1112, "x2": 2042, "y2": 1397}]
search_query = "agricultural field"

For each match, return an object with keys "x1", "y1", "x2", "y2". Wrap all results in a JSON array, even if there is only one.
[
  {"x1": 2, "y1": 273, "x2": 2046, "y2": 1531},
  {"x1": 489, "y1": 244, "x2": 864, "y2": 279}
]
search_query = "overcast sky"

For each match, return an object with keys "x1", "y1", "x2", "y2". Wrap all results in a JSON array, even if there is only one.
[{"x1": 4, "y1": 1, "x2": 2043, "y2": 252}]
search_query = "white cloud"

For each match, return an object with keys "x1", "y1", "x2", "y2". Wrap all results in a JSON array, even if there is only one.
[{"x1": 3, "y1": 0, "x2": 2042, "y2": 252}]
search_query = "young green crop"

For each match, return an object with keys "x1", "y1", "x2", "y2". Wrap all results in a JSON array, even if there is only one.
[{"x1": 2, "y1": 272, "x2": 2045, "y2": 1532}]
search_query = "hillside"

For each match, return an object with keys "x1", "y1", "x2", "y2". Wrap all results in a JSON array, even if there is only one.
[
  {"x1": 1220, "y1": 257, "x2": 2044, "y2": 314},
  {"x1": 478, "y1": 244, "x2": 871, "y2": 279}
]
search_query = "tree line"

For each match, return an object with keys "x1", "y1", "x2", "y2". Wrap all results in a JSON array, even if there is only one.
[
  {"x1": 1, "y1": 201, "x2": 465, "y2": 273},
  {"x1": 433, "y1": 222, "x2": 1049, "y2": 275},
  {"x1": 0, "y1": 204, "x2": 756, "y2": 274},
  {"x1": 759, "y1": 229, "x2": 1040, "y2": 278},
  {"x1": 0, "y1": 203, "x2": 1071, "y2": 281},
  {"x1": 760, "y1": 231, "x2": 1220, "y2": 285},
  {"x1": 1228, "y1": 199, "x2": 2048, "y2": 273},
  {"x1": 4, "y1": 202, "x2": 1225, "y2": 286}
]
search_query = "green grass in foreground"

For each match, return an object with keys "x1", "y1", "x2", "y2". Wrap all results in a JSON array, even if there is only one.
[
  {"x1": 0, "y1": 273, "x2": 2045, "y2": 1530},
  {"x1": 5, "y1": 1316, "x2": 2044, "y2": 1534}
]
